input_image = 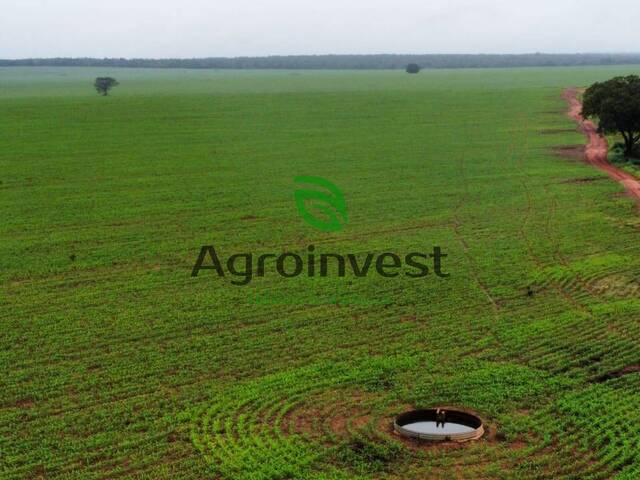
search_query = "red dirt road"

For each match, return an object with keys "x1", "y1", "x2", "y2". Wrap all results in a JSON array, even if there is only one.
[{"x1": 563, "y1": 87, "x2": 640, "y2": 203}]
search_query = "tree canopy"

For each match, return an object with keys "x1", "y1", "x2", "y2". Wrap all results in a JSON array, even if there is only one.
[
  {"x1": 582, "y1": 75, "x2": 640, "y2": 158},
  {"x1": 406, "y1": 63, "x2": 420, "y2": 74},
  {"x1": 94, "y1": 77, "x2": 119, "y2": 96}
]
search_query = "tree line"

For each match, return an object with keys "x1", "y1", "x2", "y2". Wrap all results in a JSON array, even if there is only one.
[{"x1": 2, "y1": 53, "x2": 640, "y2": 70}]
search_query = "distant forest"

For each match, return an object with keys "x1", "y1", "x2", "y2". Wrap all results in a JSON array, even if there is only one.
[{"x1": 2, "y1": 53, "x2": 640, "y2": 70}]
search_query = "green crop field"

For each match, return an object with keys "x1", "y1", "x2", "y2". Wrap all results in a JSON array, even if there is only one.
[{"x1": 1, "y1": 66, "x2": 640, "y2": 479}]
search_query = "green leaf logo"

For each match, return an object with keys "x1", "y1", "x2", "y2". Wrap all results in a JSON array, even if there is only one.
[{"x1": 294, "y1": 176, "x2": 348, "y2": 232}]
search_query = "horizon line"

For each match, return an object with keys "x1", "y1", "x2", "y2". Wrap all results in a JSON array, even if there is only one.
[{"x1": 3, "y1": 52, "x2": 640, "y2": 61}]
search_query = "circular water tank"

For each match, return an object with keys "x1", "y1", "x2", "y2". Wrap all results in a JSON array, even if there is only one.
[{"x1": 394, "y1": 408, "x2": 484, "y2": 442}]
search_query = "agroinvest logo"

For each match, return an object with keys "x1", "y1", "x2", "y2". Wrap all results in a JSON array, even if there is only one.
[
  {"x1": 191, "y1": 176, "x2": 449, "y2": 285},
  {"x1": 294, "y1": 176, "x2": 348, "y2": 232}
]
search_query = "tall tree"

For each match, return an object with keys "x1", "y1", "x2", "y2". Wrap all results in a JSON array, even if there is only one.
[
  {"x1": 582, "y1": 75, "x2": 640, "y2": 158},
  {"x1": 94, "y1": 77, "x2": 119, "y2": 96},
  {"x1": 405, "y1": 63, "x2": 420, "y2": 74}
]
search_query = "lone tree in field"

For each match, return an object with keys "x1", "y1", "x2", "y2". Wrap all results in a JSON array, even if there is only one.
[
  {"x1": 406, "y1": 63, "x2": 421, "y2": 74},
  {"x1": 582, "y1": 75, "x2": 640, "y2": 158},
  {"x1": 94, "y1": 77, "x2": 119, "y2": 96}
]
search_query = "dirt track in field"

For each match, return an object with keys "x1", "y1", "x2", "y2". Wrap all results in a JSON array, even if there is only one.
[{"x1": 563, "y1": 87, "x2": 640, "y2": 203}]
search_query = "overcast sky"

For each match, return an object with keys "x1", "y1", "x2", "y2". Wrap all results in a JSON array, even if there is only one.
[{"x1": 1, "y1": 0, "x2": 639, "y2": 58}]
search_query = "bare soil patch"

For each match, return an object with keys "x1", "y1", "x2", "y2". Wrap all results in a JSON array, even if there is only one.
[
  {"x1": 560, "y1": 176, "x2": 606, "y2": 184},
  {"x1": 595, "y1": 365, "x2": 640, "y2": 383},
  {"x1": 281, "y1": 390, "x2": 377, "y2": 441},
  {"x1": 552, "y1": 145, "x2": 585, "y2": 160},
  {"x1": 540, "y1": 128, "x2": 577, "y2": 135}
]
